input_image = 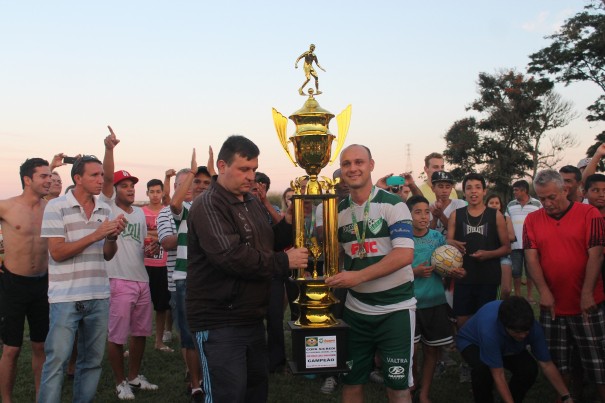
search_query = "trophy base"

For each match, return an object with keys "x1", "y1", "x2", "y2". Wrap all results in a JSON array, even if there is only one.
[{"x1": 288, "y1": 320, "x2": 349, "y2": 375}]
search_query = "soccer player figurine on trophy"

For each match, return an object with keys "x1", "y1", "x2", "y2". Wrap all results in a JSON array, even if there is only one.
[
  {"x1": 272, "y1": 45, "x2": 351, "y2": 374},
  {"x1": 295, "y1": 44, "x2": 326, "y2": 96}
]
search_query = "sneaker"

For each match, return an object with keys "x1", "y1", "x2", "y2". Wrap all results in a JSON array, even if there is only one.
[
  {"x1": 320, "y1": 376, "x2": 337, "y2": 394},
  {"x1": 191, "y1": 389, "x2": 204, "y2": 403},
  {"x1": 129, "y1": 374, "x2": 158, "y2": 391},
  {"x1": 116, "y1": 380, "x2": 135, "y2": 400},
  {"x1": 162, "y1": 330, "x2": 173, "y2": 343},
  {"x1": 459, "y1": 363, "x2": 471, "y2": 383},
  {"x1": 369, "y1": 369, "x2": 384, "y2": 384}
]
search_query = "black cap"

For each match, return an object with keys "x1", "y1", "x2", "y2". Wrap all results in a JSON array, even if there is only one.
[{"x1": 431, "y1": 171, "x2": 455, "y2": 184}]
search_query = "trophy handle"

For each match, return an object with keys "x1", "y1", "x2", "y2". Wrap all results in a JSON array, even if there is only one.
[
  {"x1": 272, "y1": 108, "x2": 298, "y2": 167},
  {"x1": 329, "y1": 104, "x2": 352, "y2": 164}
]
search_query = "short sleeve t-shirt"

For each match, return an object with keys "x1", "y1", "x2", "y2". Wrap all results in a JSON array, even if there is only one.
[
  {"x1": 523, "y1": 202, "x2": 605, "y2": 315},
  {"x1": 99, "y1": 193, "x2": 148, "y2": 282},
  {"x1": 41, "y1": 191, "x2": 112, "y2": 303},
  {"x1": 456, "y1": 300, "x2": 551, "y2": 368},
  {"x1": 430, "y1": 199, "x2": 467, "y2": 235},
  {"x1": 505, "y1": 197, "x2": 541, "y2": 250},
  {"x1": 412, "y1": 229, "x2": 447, "y2": 309}
]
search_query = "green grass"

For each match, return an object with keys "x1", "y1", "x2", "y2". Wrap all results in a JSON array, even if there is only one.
[
  {"x1": 3, "y1": 285, "x2": 579, "y2": 402},
  {"x1": 7, "y1": 336, "x2": 559, "y2": 403}
]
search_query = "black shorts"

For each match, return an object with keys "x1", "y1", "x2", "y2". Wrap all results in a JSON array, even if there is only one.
[
  {"x1": 414, "y1": 303, "x2": 454, "y2": 346},
  {"x1": 452, "y1": 283, "x2": 498, "y2": 317},
  {"x1": 145, "y1": 266, "x2": 171, "y2": 311},
  {"x1": 0, "y1": 264, "x2": 49, "y2": 346}
]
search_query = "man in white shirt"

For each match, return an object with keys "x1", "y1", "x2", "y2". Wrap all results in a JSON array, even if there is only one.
[
  {"x1": 505, "y1": 180, "x2": 541, "y2": 302},
  {"x1": 101, "y1": 130, "x2": 158, "y2": 399}
]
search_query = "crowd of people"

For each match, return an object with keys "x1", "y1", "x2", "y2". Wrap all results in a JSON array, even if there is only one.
[{"x1": 0, "y1": 128, "x2": 604, "y2": 403}]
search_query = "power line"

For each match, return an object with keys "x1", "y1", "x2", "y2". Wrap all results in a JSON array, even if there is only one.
[{"x1": 405, "y1": 143, "x2": 413, "y2": 173}]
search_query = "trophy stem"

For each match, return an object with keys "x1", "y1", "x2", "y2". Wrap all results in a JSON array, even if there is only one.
[
  {"x1": 294, "y1": 279, "x2": 339, "y2": 327},
  {"x1": 307, "y1": 174, "x2": 321, "y2": 195}
]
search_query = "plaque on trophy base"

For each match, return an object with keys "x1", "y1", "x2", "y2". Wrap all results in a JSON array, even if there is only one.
[{"x1": 287, "y1": 320, "x2": 349, "y2": 375}]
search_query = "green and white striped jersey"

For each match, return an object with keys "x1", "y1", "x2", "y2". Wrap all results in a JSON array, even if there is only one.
[{"x1": 338, "y1": 187, "x2": 415, "y2": 315}]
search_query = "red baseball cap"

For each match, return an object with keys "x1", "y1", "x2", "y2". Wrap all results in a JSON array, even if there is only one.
[{"x1": 113, "y1": 170, "x2": 139, "y2": 185}]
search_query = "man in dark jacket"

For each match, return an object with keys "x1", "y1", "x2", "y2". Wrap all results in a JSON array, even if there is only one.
[{"x1": 186, "y1": 135, "x2": 308, "y2": 403}]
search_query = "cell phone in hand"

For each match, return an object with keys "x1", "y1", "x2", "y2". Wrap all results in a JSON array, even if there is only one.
[
  {"x1": 386, "y1": 176, "x2": 405, "y2": 186},
  {"x1": 63, "y1": 156, "x2": 77, "y2": 164}
]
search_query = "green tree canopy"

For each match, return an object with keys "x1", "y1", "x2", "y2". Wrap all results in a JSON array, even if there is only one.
[
  {"x1": 528, "y1": 1, "x2": 605, "y2": 122},
  {"x1": 444, "y1": 70, "x2": 576, "y2": 198}
]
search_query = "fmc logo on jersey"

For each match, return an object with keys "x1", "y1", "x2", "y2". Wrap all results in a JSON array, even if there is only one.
[{"x1": 351, "y1": 241, "x2": 378, "y2": 256}]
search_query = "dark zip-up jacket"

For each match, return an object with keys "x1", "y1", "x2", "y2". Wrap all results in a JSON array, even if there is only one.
[{"x1": 186, "y1": 179, "x2": 292, "y2": 331}]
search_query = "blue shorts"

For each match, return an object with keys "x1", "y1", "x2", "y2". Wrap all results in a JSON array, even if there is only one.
[{"x1": 510, "y1": 249, "x2": 530, "y2": 279}]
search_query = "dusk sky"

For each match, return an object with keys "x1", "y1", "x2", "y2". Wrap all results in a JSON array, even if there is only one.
[{"x1": 1, "y1": 0, "x2": 602, "y2": 199}]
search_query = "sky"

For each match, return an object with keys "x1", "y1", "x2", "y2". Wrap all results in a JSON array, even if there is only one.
[{"x1": 1, "y1": 0, "x2": 602, "y2": 200}]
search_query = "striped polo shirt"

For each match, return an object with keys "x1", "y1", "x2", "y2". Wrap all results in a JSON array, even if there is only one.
[
  {"x1": 505, "y1": 197, "x2": 542, "y2": 249},
  {"x1": 338, "y1": 187, "x2": 415, "y2": 315},
  {"x1": 41, "y1": 190, "x2": 111, "y2": 303},
  {"x1": 172, "y1": 202, "x2": 191, "y2": 281},
  {"x1": 157, "y1": 205, "x2": 177, "y2": 292}
]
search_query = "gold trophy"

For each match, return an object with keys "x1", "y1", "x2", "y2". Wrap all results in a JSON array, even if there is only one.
[{"x1": 272, "y1": 44, "x2": 351, "y2": 329}]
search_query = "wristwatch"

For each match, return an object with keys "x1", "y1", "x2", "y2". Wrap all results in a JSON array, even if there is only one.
[{"x1": 560, "y1": 394, "x2": 571, "y2": 402}]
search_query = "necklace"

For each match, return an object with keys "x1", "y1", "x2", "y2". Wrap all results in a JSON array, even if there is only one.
[
  {"x1": 466, "y1": 206, "x2": 486, "y2": 228},
  {"x1": 350, "y1": 186, "x2": 374, "y2": 259}
]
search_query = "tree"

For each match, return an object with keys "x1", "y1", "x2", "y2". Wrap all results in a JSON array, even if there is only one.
[
  {"x1": 527, "y1": 91, "x2": 578, "y2": 177},
  {"x1": 528, "y1": 1, "x2": 605, "y2": 122},
  {"x1": 444, "y1": 70, "x2": 577, "y2": 197},
  {"x1": 586, "y1": 130, "x2": 605, "y2": 172}
]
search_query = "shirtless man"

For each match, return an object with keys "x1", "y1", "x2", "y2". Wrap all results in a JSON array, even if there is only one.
[
  {"x1": 295, "y1": 43, "x2": 326, "y2": 95},
  {"x1": 0, "y1": 158, "x2": 53, "y2": 402}
]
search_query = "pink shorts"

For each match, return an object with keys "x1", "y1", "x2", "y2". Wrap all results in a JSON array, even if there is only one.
[{"x1": 108, "y1": 279, "x2": 152, "y2": 344}]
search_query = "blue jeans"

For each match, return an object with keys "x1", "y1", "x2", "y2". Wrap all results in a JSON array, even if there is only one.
[
  {"x1": 172, "y1": 279, "x2": 195, "y2": 349},
  {"x1": 38, "y1": 299, "x2": 109, "y2": 403}
]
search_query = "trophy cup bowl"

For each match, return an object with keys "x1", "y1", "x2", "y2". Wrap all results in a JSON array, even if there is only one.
[{"x1": 291, "y1": 134, "x2": 335, "y2": 177}]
